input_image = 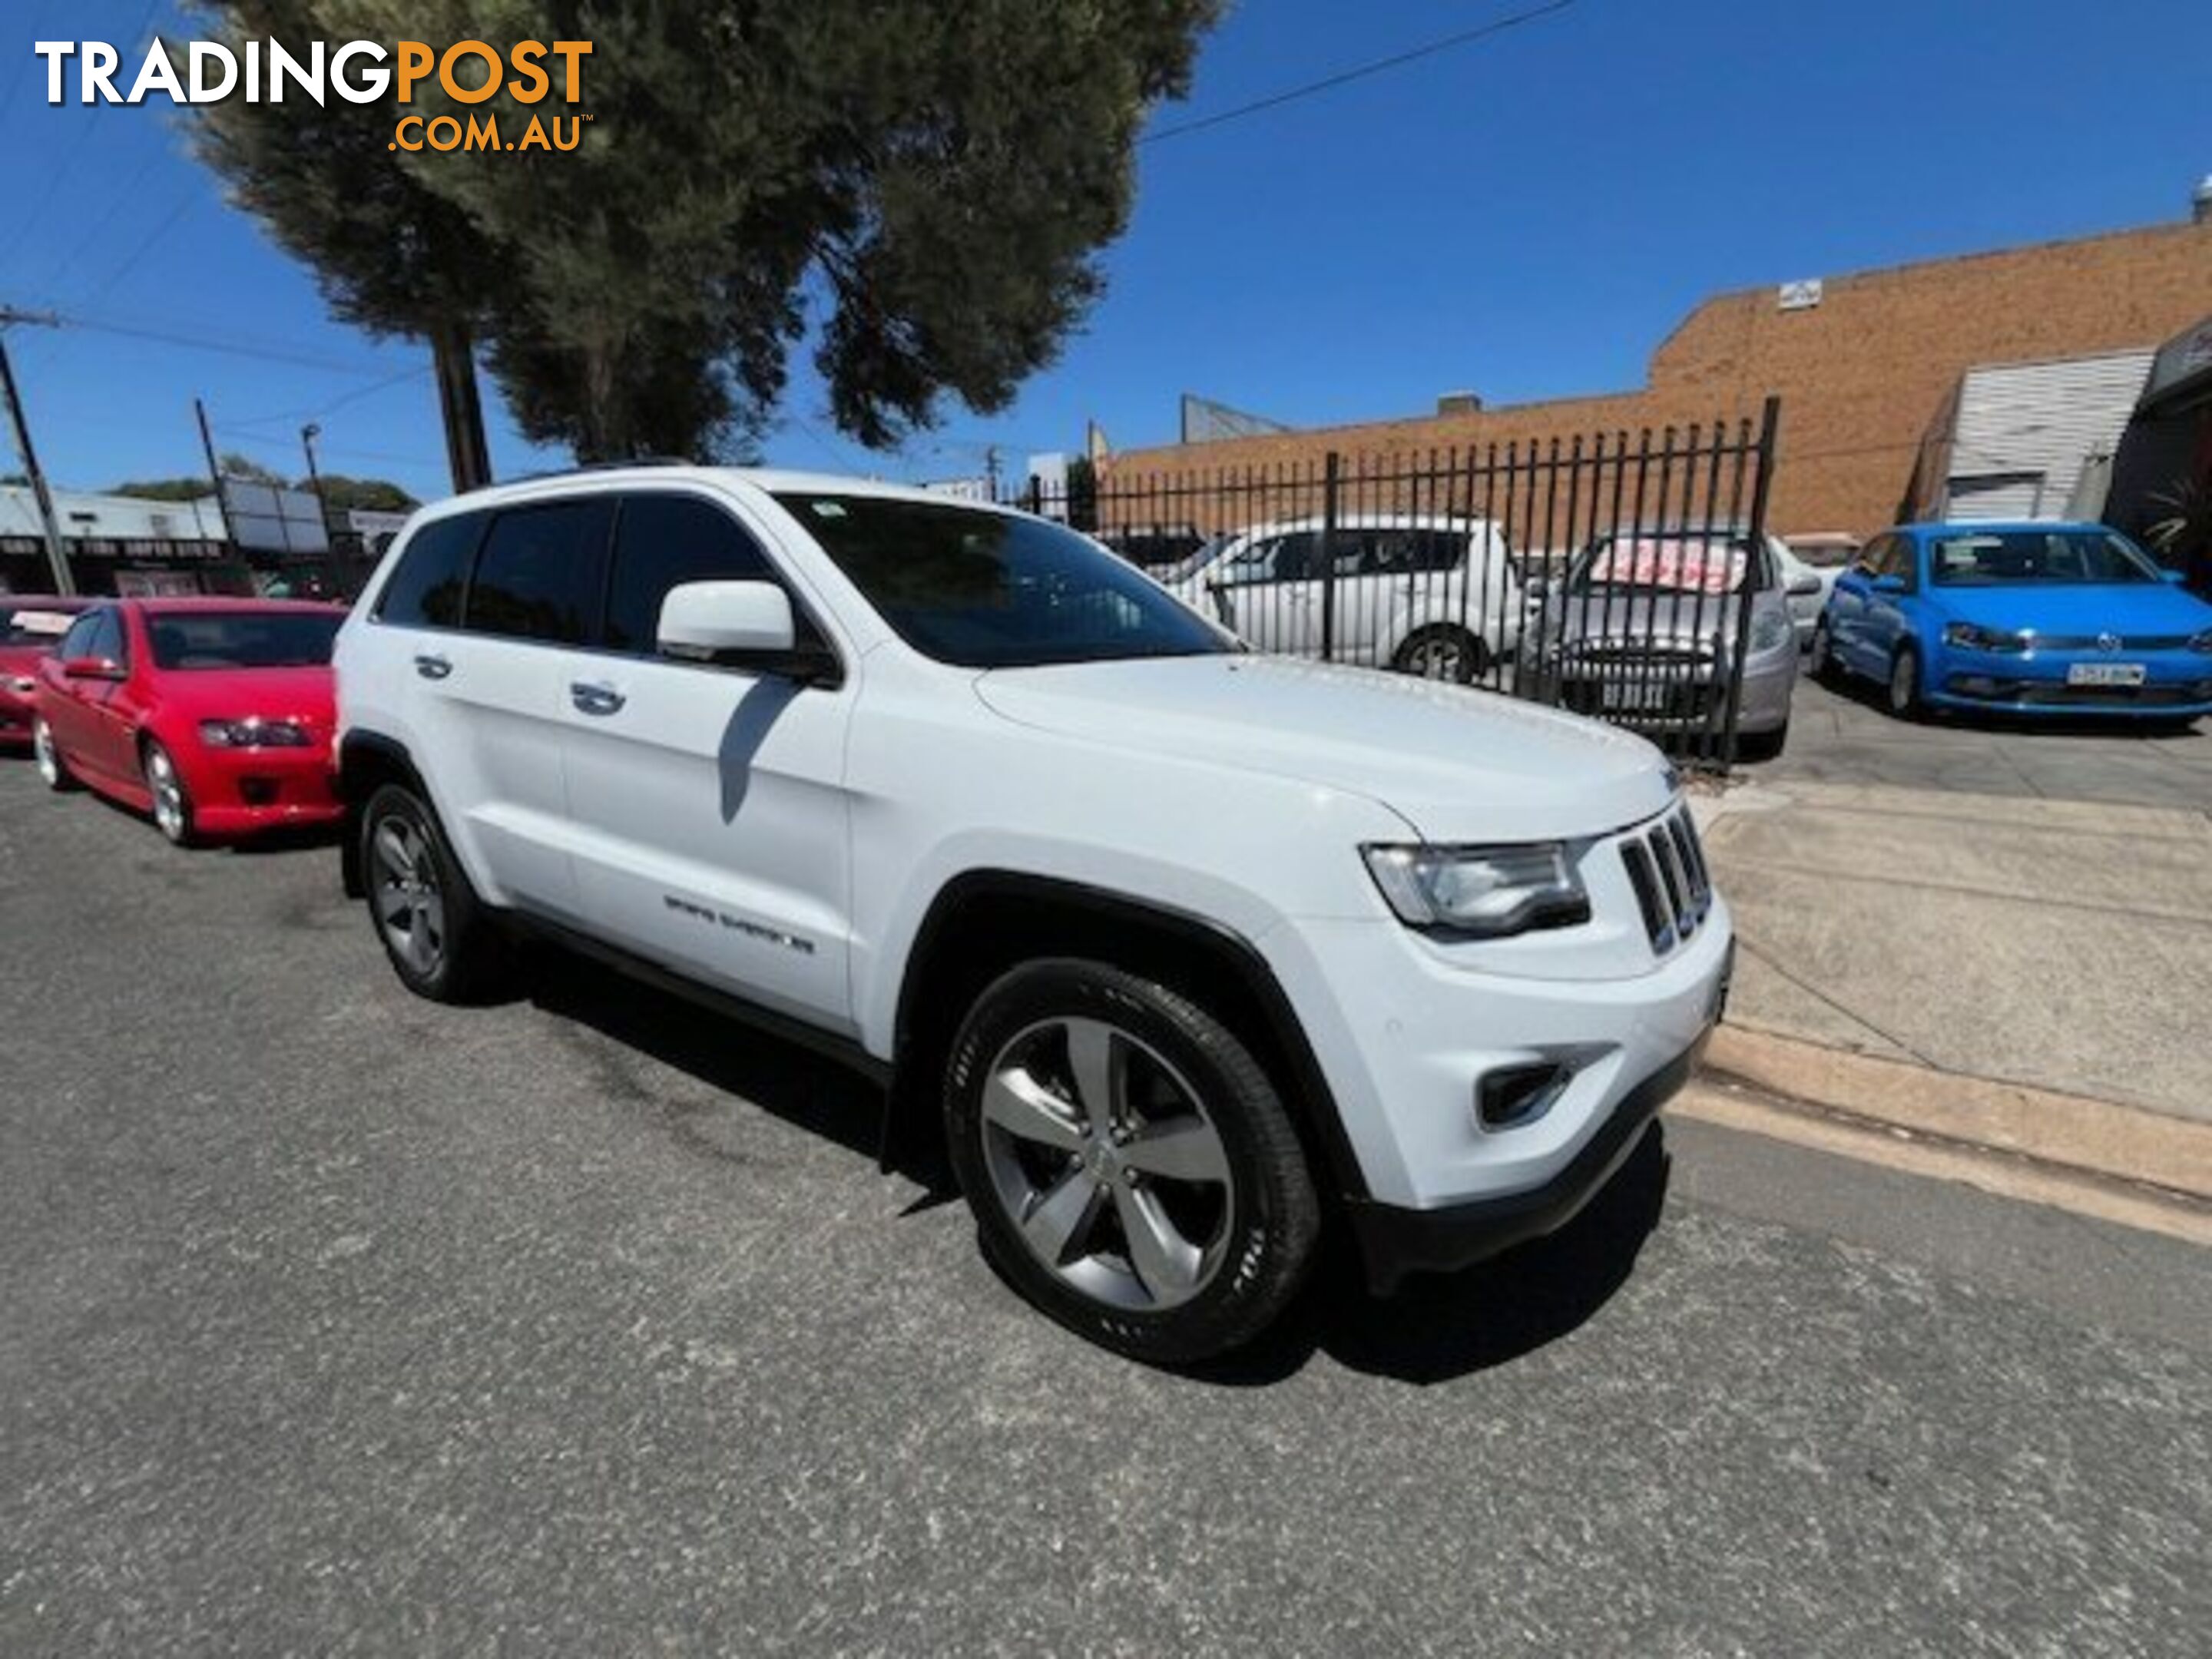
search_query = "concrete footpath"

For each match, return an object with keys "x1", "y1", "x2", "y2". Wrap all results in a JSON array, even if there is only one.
[{"x1": 1687, "y1": 777, "x2": 2212, "y2": 1208}]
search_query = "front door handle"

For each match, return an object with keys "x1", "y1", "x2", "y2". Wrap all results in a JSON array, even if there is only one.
[
  {"x1": 414, "y1": 653, "x2": 453, "y2": 680},
  {"x1": 571, "y1": 680, "x2": 626, "y2": 716}
]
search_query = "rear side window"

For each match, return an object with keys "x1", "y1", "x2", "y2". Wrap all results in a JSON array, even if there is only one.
[
  {"x1": 465, "y1": 499, "x2": 616, "y2": 645},
  {"x1": 604, "y1": 494, "x2": 774, "y2": 653},
  {"x1": 376, "y1": 514, "x2": 482, "y2": 628}
]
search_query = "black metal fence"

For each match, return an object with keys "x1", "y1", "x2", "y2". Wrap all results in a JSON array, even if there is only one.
[{"x1": 1015, "y1": 397, "x2": 1783, "y2": 770}]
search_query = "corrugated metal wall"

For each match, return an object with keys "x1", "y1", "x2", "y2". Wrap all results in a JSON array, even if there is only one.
[{"x1": 1942, "y1": 349, "x2": 2155, "y2": 520}]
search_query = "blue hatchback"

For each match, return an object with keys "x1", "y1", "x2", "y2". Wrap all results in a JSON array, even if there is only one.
[{"x1": 1811, "y1": 522, "x2": 2212, "y2": 723}]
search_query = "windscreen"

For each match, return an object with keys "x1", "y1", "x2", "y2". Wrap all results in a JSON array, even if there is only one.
[
  {"x1": 147, "y1": 610, "x2": 344, "y2": 671},
  {"x1": 1928, "y1": 530, "x2": 2161, "y2": 587},
  {"x1": 1576, "y1": 533, "x2": 1750, "y2": 596},
  {"x1": 777, "y1": 493, "x2": 1233, "y2": 668},
  {"x1": 2, "y1": 606, "x2": 81, "y2": 647}
]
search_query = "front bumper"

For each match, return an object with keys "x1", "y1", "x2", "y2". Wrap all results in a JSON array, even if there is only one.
[
  {"x1": 1927, "y1": 648, "x2": 2212, "y2": 718},
  {"x1": 179, "y1": 743, "x2": 345, "y2": 836},
  {"x1": 1551, "y1": 655, "x2": 1795, "y2": 735},
  {"x1": 0, "y1": 685, "x2": 35, "y2": 747},
  {"x1": 1345, "y1": 1021, "x2": 1711, "y2": 1293},
  {"x1": 1262, "y1": 863, "x2": 1733, "y2": 1229}
]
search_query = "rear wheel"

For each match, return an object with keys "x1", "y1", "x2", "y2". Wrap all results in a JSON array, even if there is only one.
[
  {"x1": 141, "y1": 739, "x2": 195, "y2": 846},
  {"x1": 945, "y1": 959, "x2": 1320, "y2": 1366},
  {"x1": 31, "y1": 717, "x2": 75, "y2": 791},
  {"x1": 1393, "y1": 624, "x2": 1487, "y2": 684},
  {"x1": 360, "y1": 783, "x2": 511, "y2": 1003}
]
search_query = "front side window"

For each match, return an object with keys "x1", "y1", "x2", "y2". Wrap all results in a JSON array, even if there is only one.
[
  {"x1": 56, "y1": 612, "x2": 100, "y2": 659},
  {"x1": 778, "y1": 493, "x2": 1233, "y2": 670},
  {"x1": 1928, "y1": 529, "x2": 2162, "y2": 588},
  {"x1": 147, "y1": 610, "x2": 344, "y2": 670},
  {"x1": 465, "y1": 499, "x2": 615, "y2": 645},
  {"x1": 1227, "y1": 531, "x2": 1323, "y2": 584},
  {"x1": 83, "y1": 610, "x2": 126, "y2": 667},
  {"x1": 604, "y1": 494, "x2": 775, "y2": 654},
  {"x1": 376, "y1": 512, "x2": 483, "y2": 628}
]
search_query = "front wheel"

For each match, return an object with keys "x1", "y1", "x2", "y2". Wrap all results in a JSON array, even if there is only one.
[
  {"x1": 31, "y1": 717, "x2": 76, "y2": 791},
  {"x1": 1886, "y1": 646, "x2": 1923, "y2": 721},
  {"x1": 945, "y1": 959, "x2": 1321, "y2": 1366},
  {"x1": 1807, "y1": 618, "x2": 1838, "y2": 684},
  {"x1": 141, "y1": 739, "x2": 195, "y2": 846},
  {"x1": 360, "y1": 783, "x2": 511, "y2": 1003}
]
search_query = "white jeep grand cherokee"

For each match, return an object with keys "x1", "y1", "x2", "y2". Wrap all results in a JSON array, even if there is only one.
[{"x1": 334, "y1": 466, "x2": 1731, "y2": 1364}]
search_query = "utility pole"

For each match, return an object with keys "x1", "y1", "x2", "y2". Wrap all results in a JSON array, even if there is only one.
[
  {"x1": 194, "y1": 396, "x2": 237, "y2": 565},
  {"x1": 300, "y1": 422, "x2": 328, "y2": 531},
  {"x1": 429, "y1": 318, "x2": 492, "y2": 493},
  {"x1": 0, "y1": 306, "x2": 73, "y2": 594}
]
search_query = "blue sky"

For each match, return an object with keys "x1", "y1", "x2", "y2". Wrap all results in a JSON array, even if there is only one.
[{"x1": 2, "y1": 0, "x2": 2207, "y2": 503}]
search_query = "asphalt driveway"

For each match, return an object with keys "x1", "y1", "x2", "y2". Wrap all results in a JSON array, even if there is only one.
[
  {"x1": 3, "y1": 763, "x2": 2209, "y2": 1655},
  {"x1": 1751, "y1": 674, "x2": 2212, "y2": 810}
]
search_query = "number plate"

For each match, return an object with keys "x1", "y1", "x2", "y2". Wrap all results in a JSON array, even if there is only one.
[
  {"x1": 1601, "y1": 680, "x2": 1674, "y2": 710},
  {"x1": 2067, "y1": 663, "x2": 2146, "y2": 687}
]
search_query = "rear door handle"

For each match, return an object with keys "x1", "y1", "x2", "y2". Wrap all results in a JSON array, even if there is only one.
[
  {"x1": 571, "y1": 680, "x2": 626, "y2": 716},
  {"x1": 414, "y1": 653, "x2": 453, "y2": 680}
]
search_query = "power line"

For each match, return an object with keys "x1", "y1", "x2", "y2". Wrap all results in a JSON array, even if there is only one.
[
  {"x1": 1141, "y1": 0, "x2": 1579, "y2": 146},
  {"x1": 55, "y1": 310, "x2": 403, "y2": 378},
  {"x1": 12, "y1": 0, "x2": 169, "y2": 257},
  {"x1": 81, "y1": 191, "x2": 202, "y2": 309},
  {"x1": 224, "y1": 364, "x2": 435, "y2": 432}
]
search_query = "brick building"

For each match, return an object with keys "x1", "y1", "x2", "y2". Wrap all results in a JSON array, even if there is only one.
[{"x1": 1101, "y1": 207, "x2": 2212, "y2": 539}]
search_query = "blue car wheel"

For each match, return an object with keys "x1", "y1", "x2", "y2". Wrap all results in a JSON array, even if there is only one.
[{"x1": 1887, "y1": 646, "x2": 1922, "y2": 720}]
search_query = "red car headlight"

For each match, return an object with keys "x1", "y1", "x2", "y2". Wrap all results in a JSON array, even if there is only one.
[{"x1": 199, "y1": 717, "x2": 314, "y2": 749}]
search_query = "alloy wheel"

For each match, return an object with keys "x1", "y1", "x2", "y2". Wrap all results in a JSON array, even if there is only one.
[
  {"x1": 32, "y1": 719, "x2": 60, "y2": 786},
  {"x1": 1404, "y1": 631, "x2": 1478, "y2": 683},
  {"x1": 144, "y1": 744, "x2": 188, "y2": 843},
  {"x1": 1889, "y1": 650, "x2": 1917, "y2": 715},
  {"x1": 979, "y1": 1015, "x2": 1235, "y2": 1312},
  {"x1": 372, "y1": 815, "x2": 448, "y2": 978}
]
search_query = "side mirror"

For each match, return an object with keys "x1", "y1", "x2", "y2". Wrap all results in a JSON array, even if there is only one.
[
  {"x1": 1788, "y1": 572, "x2": 1823, "y2": 598},
  {"x1": 1870, "y1": 574, "x2": 1907, "y2": 595},
  {"x1": 61, "y1": 655, "x2": 126, "y2": 681},
  {"x1": 657, "y1": 581, "x2": 838, "y2": 685}
]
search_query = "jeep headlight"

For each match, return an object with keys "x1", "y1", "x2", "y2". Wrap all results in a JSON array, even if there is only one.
[
  {"x1": 2189, "y1": 628, "x2": 2212, "y2": 655},
  {"x1": 1362, "y1": 843, "x2": 1590, "y2": 939},
  {"x1": 1944, "y1": 622, "x2": 2032, "y2": 654}
]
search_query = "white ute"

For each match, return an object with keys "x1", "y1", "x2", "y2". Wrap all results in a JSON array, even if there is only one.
[{"x1": 334, "y1": 466, "x2": 1734, "y2": 1363}]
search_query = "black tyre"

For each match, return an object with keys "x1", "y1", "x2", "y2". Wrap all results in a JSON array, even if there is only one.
[
  {"x1": 141, "y1": 738, "x2": 197, "y2": 846},
  {"x1": 31, "y1": 716, "x2": 77, "y2": 792},
  {"x1": 1886, "y1": 645, "x2": 1923, "y2": 721},
  {"x1": 1737, "y1": 718, "x2": 1790, "y2": 763},
  {"x1": 359, "y1": 783, "x2": 511, "y2": 1003},
  {"x1": 945, "y1": 959, "x2": 1321, "y2": 1366},
  {"x1": 1806, "y1": 618, "x2": 1839, "y2": 684},
  {"x1": 1393, "y1": 624, "x2": 1488, "y2": 684}
]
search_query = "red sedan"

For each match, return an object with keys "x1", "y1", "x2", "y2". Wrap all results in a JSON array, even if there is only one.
[
  {"x1": 32, "y1": 598, "x2": 348, "y2": 845},
  {"x1": 1, "y1": 595, "x2": 91, "y2": 750}
]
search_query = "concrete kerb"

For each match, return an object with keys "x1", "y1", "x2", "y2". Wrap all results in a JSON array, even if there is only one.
[{"x1": 1697, "y1": 1021, "x2": 2212, "y2": 1206}]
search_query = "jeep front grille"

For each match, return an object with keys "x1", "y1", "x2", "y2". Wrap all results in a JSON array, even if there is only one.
[{"x1": 1619, "y1": 804, "x2": 1711, "y2": 954}]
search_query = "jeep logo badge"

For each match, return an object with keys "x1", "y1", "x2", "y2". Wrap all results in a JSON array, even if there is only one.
[{"x1": 2098, "y1": 632, "x2": 2121, "y2": 653}]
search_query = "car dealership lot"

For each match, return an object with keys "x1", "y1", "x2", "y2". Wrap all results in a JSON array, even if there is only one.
[{"x1": 3, "y1": 765, "x2": 2209, "y2": 1656}]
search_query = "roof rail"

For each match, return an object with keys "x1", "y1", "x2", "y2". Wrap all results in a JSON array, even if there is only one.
[{"x1": 464, "y1": 456, "x2": 699, "y2": 493}]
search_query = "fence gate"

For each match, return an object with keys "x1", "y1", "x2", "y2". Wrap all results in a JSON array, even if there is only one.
[{"x1": 1019, "y1": 397, "x2": 1783, "y2": 771}]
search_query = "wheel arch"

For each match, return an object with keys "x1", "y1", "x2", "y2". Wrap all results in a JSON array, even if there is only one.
[
  {"x1": 886, "y1": 870, "x2": 1369, "y2": 1205},
  {"x1": 335, "y1": 731, "x2": 429, "y2": 899}
]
